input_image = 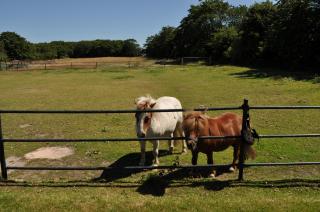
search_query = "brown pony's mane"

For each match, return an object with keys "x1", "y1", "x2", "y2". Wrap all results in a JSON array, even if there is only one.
[{"x1": 183, "y1": 111, "x2": 209, "y2": 129}]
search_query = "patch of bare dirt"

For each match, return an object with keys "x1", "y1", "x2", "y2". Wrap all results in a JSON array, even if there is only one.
[
  {"x1": 19, "y1": 123, "x2": 32, "y2": 128},
  {"x1": 24, "y1": 147, "x2": 74, "y2": 160},
  {"x1": 6, "y1": 156, "x2": 27, "y2": 174}
]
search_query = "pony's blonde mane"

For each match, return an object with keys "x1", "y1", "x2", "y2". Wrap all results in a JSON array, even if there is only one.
[{"x1": 134, "y1": 95, "x2": 156, "y2": 109}]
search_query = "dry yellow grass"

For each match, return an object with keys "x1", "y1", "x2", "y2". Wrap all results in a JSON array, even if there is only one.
[
  {"x1": 32, "y1": 57, "x2": 150, "y2": 64},
  {"x1": 25, "y1": 57, "x2": 156, "y2": 70}
]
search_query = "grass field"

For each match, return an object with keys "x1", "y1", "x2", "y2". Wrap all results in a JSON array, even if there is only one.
[{"x1": 0, "y1": 61, "x2": 319, "y2": 211}]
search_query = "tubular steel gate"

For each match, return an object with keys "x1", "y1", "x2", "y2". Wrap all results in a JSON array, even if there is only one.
[{"x1": 0, "y1": 99, "x2": 320, "y2": 181}]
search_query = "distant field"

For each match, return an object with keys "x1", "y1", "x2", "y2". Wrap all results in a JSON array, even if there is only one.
[
  {"x1": 0, "y1": 64, "x2": 319, "y2": 211},
  {"x1": 4, "y1": 57, "x2": 157, "y2": 70},
  {"x1": 54, "y1": 56, "x2": 150, "y2": 64}
]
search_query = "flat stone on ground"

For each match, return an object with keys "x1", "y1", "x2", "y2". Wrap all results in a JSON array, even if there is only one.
[{"x1": 24, "y1": 146, "x2": 74, "y2": 160}]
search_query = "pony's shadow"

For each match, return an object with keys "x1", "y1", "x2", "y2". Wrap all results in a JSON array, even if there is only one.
[
  {"x1": 136, "y1": 166, "x2": 233, "y2": 196},
  {"x1": 136, "y1": 170, "x2": 320, "y2": 196},
  {"x1": 95, "y1": 150, "x2": 170, "y2": 182}
]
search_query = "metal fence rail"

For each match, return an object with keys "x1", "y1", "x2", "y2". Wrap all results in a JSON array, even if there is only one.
[
  {"x1": 6, "y1": 162, "x2": 320, "y2": 171},
  {"x1": 0, "y1": 107, "x2": 242, "y2": 114},
  {"x1": 1, "y1": 105, "x2": 320, "y2": 114},
  {"x1": 3, "y1": 134, "x2": 320, "y2": 143},
  {"x1": 0, "y1": 99, "x2": 320, "y2": 181}
]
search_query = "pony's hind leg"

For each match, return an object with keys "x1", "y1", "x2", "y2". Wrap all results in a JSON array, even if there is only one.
[
  {"x1": 152, "y1": 140, "x2": 160, "y2": 166},
  {"x1": 139, "y1": 140, "x2": 146, "y2": 166},
  {"x1": 168, "y1": 134, "x2": 174, "y2": 154},
  {"x1": 174, "y1": 123, "x2": 187, "y2": 154}
]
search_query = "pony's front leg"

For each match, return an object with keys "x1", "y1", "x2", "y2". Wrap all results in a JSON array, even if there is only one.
[
  {"x1": 152, "y1": 140, "x2": 160, "y2": 166},
  {"x1": 190, "y1": 150, "x2": 199, "y2": 177},
  {"x1": 230, "y1": 145, "x2": 240, "y2": 172},
  {"x1": 139, "y1": 140, "x2": 146, "y2": 166},
  {"x1": 207, "y1": 152, "x2": 215, "y2": 178},
  {"x1": 192, "y1": 150, "x2": 198, "y2": 165}
]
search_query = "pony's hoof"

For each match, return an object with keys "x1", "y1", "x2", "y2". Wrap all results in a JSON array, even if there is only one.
[
  {"x1": 209, "y1": 173, "x2": 215, "y2": 178},
  {"x1": 181, "y1": 149, "x2": 188, "y2": 154},
  {"x1": 229, "y1": 167, "x2": 235, "y2": 172},
  {"x1": 151, "y1": 163, "x2": 159, "y2": 167}
]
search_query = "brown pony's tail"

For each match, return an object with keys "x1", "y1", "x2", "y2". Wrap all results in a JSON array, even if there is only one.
[{"x1": 244, "y1": 144, "x2": 256, "y2": 160}]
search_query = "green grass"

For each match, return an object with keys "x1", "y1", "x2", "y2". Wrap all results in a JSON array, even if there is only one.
[{"x1": 0, "y1": 65, "x2": 319, "y2": 211}]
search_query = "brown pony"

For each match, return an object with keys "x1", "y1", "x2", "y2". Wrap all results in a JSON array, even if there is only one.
[{"x1": 183, "y1": 112, "x2": 256, "y2": 177}]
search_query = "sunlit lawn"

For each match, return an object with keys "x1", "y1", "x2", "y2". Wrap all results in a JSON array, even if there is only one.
[{"x1": 0, "y1": 63, "x2": 319, "y2": 211}]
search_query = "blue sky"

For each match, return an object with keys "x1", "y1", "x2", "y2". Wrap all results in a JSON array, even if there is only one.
[{"x1": 1, "y1": 0, "x2": 267, "y2": 46}]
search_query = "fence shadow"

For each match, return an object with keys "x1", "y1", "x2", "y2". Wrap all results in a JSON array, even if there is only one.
[
  {"x1": 230, "y1": 67, "x2": 319, "y2": 82},
  {"x1": 1, "y1": 177, "x2": 318, "y2": 196},
  {"x1": 136, "y1": 175, "x2": 320, "y2": 196}
]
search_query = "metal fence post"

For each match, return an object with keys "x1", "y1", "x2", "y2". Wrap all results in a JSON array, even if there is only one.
[
  {"x1": 0, "y1": 113, "x2": 8, "y2": 180},
  {"x1": 238, "y1": 99, "x2": 249, "y2": 181}
]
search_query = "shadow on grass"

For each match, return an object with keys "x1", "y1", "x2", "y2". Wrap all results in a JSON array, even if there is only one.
[
  {"x1": 1, "y1": 177, "x2": 318, "y2": 196},
  {"x1": 137, "y1": 166, "x2": 241, "y2": 196},
  {"x1": 136, "y1": 176, "x2": 320, "y2": 196},
  {"x1": 230, "y1": 67, "x2": 319, "y2": 82},
  {"x1": 93, "y1": 150, "x2": 173, "y2": 183}
]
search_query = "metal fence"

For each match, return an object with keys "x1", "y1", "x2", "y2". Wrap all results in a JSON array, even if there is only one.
[{"x1": 0, "y1": 99, "x2": 320, "y2": 181}]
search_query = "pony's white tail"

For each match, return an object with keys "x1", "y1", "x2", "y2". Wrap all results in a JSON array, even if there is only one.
[{"x1": 244, "y1": 144, "x2": 256, "y2": 160}]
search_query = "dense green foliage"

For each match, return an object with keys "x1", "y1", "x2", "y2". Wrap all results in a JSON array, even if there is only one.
[
  {"x1": 0, "y1": 32, "x2": 141, "y2": 61},
  {"x1": 145, "y1": 0, "x2": 320, "y2": 69},
  {"x1": 0, "y1": 32, "x2": 33, "y2": 60},
  {"x1": 144, "y1": 26, "x2": 176, "y2": 58}
]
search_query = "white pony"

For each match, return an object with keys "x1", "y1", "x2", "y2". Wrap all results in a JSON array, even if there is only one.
[{"x1": 135, "y1": 95, "x2": 187, "y2": 166}]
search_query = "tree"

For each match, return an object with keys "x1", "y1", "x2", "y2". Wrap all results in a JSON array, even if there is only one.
[
  {"x1": 144, "y1": 26, "x2": 176, "y2": 58},
  {"x1": 267, "y1": 0, "x2": 320, "y2": 68},
  {"x1": 230, "y1": 1, "x2": 277, "y2": 65},
  {"x1": 206, "y1": 27, "x2": 238, "y2": 63},
  {"x1": 174, "y1": 0, "x2": 237, "y2": 57},
  {"x1": 0, "y1": 40, "x2": 8, "y2": 61},
  {"x1": 34, "y1": 43, "x2": 58, "y2": 59},
  {"x1": 121, "y1": 39, "x2": 141, "y2": 56},
  {"x1": 0, "y1": 32, "x2": 34, "y2": 60}
]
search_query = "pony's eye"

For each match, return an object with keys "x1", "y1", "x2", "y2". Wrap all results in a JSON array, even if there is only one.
[{"x1": 144, "y1": 117, "x2": 149, "y2": 123}]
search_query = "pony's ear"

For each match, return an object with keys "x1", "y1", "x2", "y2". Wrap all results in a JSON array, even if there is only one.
[
  {"x1": 183, "y1": 112, "x2": 193, "y2": 120},
  {"x1": 198, "y1": 105, "x2": 208, "y2": 114},
  {"x1": 150, "y1": 102, "x2": 156, "y2": 108},
  {"x1": 134, "y1": 97, "x2": 141, "y2": 105}
]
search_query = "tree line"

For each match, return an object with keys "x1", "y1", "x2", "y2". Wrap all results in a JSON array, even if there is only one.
[
  {"x1": 144, "y1": 0, "x2": 320, "y2": 69},
  {"x1": 0, "y1": 32, "x2": 141, "y2": 61}
]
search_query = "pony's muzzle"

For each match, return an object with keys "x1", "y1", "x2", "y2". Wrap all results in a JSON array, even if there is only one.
[
  {"x1": 186, "y1": 138, "x2": 198, "y2": 150},
  {"x1": 137, "y1": 132, "x2": 146, "y2": 138}
]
